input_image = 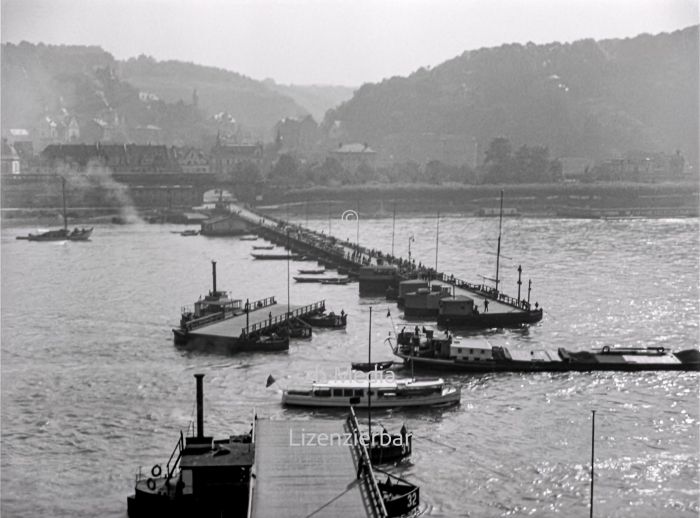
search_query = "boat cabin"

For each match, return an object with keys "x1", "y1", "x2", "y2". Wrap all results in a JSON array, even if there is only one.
[
  {"x1": 403, "y1": 284, "x2": 451, "y2": 315},
  {"x1": 359, "y1": 265, "x2": 399, "y2": 279},
  {"x1": 450, "y1": 343, "x2": 494, "y2": 361},
  {"x1": 398, "y1": 279, "x2": 428, "y2": 299},
  {"x1": 438, "y1": 295, "x2": 475, "y2": 318},
  {"x1": 193, "y1": 291, "x2": 242, "y2": 318}
]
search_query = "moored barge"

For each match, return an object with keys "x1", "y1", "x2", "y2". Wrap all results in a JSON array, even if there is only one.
[{"x1": 392, "y1": 329, "x2": 700, "y2": 372}]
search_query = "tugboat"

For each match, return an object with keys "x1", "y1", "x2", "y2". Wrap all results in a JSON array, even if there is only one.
[
  {"x1": 391, "y1": 329, "x2": 700, "y2": 372},
  {"x1": 127, "y1": 374, "x2": 254, "y2": 518}
]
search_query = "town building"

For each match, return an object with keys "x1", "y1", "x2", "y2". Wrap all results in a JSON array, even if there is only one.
[
  {"x1": 330, "y1": 143, "x2": 377, "y2": 172},
  {"x1": 210, "y1": 138, "x2": 263, "y2": 174},
  {"x1": 592, "y1": 151, "x2": 687, "y2": 182},
  {"x1": 175, "y1": 147, "x2": 210, "y2": 174},
  {"x1": 274, "y1": 116, "x2": 319, "y2": 155},
  {"x1": 1, "y1": 139, "x2": 21, "y2": 175},
  {"x1": 41, "y1": 143, "x2": 180, "y2": 173}
]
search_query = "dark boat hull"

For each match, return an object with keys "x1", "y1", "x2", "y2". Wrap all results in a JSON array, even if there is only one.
[
  {"x1": 395, "y1": 348, "x2": 700, "y2": 373},
  {"x1": 437, "y1": 308, "x2": 543, "y2": 328},
  {"x1": 351, "y1": 361, "x2": 394, "y2": 372},
  {"x1": 173, "y1": 329, "x2": 289, "y2": 353}
]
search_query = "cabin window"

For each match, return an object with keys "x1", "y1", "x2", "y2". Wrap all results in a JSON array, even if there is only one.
[
  {"x1": 354, "y1": 390, "x2": 364, "y2": 397},
  {"x1": 333, "y1": 389, "x2": 343, "y2": 397},
  {"x1": 343, "y1": 389, "x2": 353, "y2": 397},
  {"x1": 314, "y1": 389, "x2": 331, "y2": 397}
]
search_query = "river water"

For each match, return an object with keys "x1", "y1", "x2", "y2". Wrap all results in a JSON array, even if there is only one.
[{"x1": 1, "y1": 215, "x2": 698, "y2": 517}]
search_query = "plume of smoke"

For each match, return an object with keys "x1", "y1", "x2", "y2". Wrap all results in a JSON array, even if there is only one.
[{"x1": 57, "y1": 159, "x2": 144, "y2": 224}]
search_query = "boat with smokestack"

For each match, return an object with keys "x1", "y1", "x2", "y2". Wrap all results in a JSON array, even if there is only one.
[
  {"x1": 128, "y1": 374, "x2": 421, "y2": 518},
  {"x1": 391, "y1": 328, "x2": 700, "y2": 372},
  {"x1": 127, "y1": 374, "x2": 254, "y2": 518},
  {"x1": 173, "y1": 260, "x2": 292, "y2": 352}
]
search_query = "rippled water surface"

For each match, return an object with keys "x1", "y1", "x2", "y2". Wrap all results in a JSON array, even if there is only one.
[{"x1": 1, "y1": 216, "x2": 698, "y2": 517}]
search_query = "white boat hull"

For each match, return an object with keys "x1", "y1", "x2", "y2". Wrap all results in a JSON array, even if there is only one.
[{"x1": 282, "y1": 387, "x2": 461, "y2": 408}]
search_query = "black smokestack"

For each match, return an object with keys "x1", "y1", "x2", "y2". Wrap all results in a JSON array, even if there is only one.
[
  {"x1": 211, "y1": 261, "x2": 217, "y2": 293},
  {"x1": 195, "y1": 373, "x2": 204, "y2": 438}
]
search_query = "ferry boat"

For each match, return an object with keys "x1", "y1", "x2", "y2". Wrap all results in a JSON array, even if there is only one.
[
  {"x1": 392, "y1": 329, "x2": 700, "y2": 372},
  {"x1": 127, "y1": 374, "x2": 254, "y2": 518},
  {"x1": 282, "y1": 377, "x2": 461, "y2": 408}
]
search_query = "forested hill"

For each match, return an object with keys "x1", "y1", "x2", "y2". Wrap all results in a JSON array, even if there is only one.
[
  {"x1": 324, "y1": 26, "x2": 699, "y2": 166},
  {"x1": 0, "y1": 43, "x2": 318, "y2": 143},
  {"x1": 118, "y1": 56, "x2": 308, "y2": 134}
]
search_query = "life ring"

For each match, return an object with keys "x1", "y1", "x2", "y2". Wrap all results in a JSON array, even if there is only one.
[
  {"x1": 602, "y1": 346, "x2": 610, "y2": 354},
  {"x1": 146, "y1": 478, "x2": 156, "y2": 491},
  {"x1": 151, "y1": 464, "x2": 162, "y2": 477},
  {"x1": 657, "y1": 347, "x2": 665, "y2": 353}
]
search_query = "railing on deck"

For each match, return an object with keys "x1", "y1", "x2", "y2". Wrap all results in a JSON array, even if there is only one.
[
  {"x1": 346, "y1": 407, "x2": 388, "y2": 518},
  {"x1": 166, "y1": 430, "x2": 185, "y2": 481},
  {"x1": 242, "y1": 205, "x2": 536, "y2": 312},
  {"x1": 246, "y1": 300, "x2": 326, "y2": 334},
  {"x1": 182, "y1": 296, "x2": 278, "y2": 332}
]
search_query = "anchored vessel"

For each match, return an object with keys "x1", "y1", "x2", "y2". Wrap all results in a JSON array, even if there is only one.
[
  {"x1": 127, "y1": 374, "x2": 254, "y2": 518},
  {"x1": 282, "y1": 376, "x2": 461, "y2": 408},
  {"x1": 16, "y1": 177, "x2": 93, "y2": 241},
  {"x1": 302, "y1": 309, "x2": 348, "y2": 328},
  {"x1": 392, "y1": 329, "x2": 700, "y2": 372},
  {"x1": 172, "y1": 260, "x2": 324, "y2": 352}
]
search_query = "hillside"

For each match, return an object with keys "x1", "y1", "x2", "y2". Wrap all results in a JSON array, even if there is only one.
[
  {"x1": 323, "y1": 26, "x2": 699, "y2": 167},
  {"x1": 118, "y1": 56, "x2": 309, "y2": 136},
  {"x1": 262, "y1": 80, "x2": 356, "y2": 122},
  {"x1": 0, "y1": 43, "x2": 315, "y2": 145}
]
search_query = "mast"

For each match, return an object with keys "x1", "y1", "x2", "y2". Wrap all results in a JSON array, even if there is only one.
[
  {"x1": 391, "y1": 202, "x2": 396, "y2": 256},
  {"x1": 61, "y1": 176, "x2": 67, "y2": 231},
  {"x1": 286, "y1": 228, "x2": 291, "y2": 332},
  {"x1": 590, "y1": 410, "x2": 596, "y2": 518},
  {"x1": 356, "y1": 200, "x2": 360, "y2": 254},
  {"x1": 368, "y1": 306, "x2": 372, "y2": 454},
  {"x1": 494, "y1": 190, "x2": 504, "y2": 294},
  {"x1": 435, "y1": 210, "x2": 440, "y2": 275}
]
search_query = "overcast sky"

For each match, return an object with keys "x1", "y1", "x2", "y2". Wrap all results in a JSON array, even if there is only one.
[{"x1": 2, "y1": 0, "x2": 697, "y2": 86}]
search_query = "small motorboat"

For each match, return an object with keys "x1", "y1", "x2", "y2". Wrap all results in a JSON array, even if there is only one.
[
  {"x1": 253, "y1": 245, "x2": 274, "y2": 250},
  {"x1": 320, "y1": 277, "x2": 351, "y2": 285},
  {"x1": 252, "y1": 253, "x2": 303, "y2": 260},
  {"x1": 351, "y1": 360, "x2": 394, "y2": 372},
  {"x1": 302, "y1": 310, "x2": 347, "y2": 328},
  {"x1": 376, "y1": 471, "x2": 420, "y2": 517},
  {"x1": 298, "y1": 268, "x2": 325, "y2": 274},
  {"x1": 240, "y1": 235, "x2": 258, "y2": 241},
  {"x1": 240, "y1": 333, "x2": 289, "y2": 352},
  {"x1": 180, "y1": 229, "x2": 200, "y2": 236}
]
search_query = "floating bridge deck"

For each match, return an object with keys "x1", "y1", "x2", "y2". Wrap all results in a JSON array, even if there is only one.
[
  {"x1": 250, "y1": 418, "x2": 383, "y2": 518},
  {"x1": 228, "y1": 203, "x2": 538, "y2": 316},
  {"x1": 185, "y1": 302, "x2": 323, "y2": 340}
]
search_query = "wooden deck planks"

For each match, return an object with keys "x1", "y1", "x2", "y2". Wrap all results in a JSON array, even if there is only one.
[
  {"x1": 251, "y1": 419, "x2": 372, "y2": 518},
  {"x1": 188, "y1": 304, "x2": 300, "y2": 338}
]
